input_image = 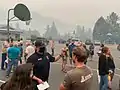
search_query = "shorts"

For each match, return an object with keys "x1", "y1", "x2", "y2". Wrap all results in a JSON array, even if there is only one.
[{"x1": 62, "y1": 57, "x2": 67, "y2": 64}]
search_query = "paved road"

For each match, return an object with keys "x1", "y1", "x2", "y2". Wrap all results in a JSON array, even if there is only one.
[
  {"x1": 48, "y1": 43, "x2": 120, "y2": 90},
  {"x1": 0, "y1": 43, "x2": 120, "y2": 90}
]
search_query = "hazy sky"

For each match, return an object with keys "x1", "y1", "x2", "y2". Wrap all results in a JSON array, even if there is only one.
[{"x1": 1, "y1": 0, "x2": 120, "y2": 28}]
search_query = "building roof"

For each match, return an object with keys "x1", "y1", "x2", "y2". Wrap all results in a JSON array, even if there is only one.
[
  {"x1": 0, "y1": 25, "x2": 15, "y2": 30},
  {"x1": 0, "y1": 24, "x2": 23, "y2": 34}
]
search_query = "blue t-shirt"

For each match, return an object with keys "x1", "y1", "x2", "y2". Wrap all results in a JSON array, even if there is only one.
[
  {"x1": 18, "y1": 46, "x2": 23, "y2": 56},
  {"x1": 8, "y1": 46, "x2": 20, "y2": 60},
  {"x1": 68, "y1": 43, "x2": 76, "y2": 56}
]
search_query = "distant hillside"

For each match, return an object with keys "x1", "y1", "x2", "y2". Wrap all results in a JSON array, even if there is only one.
[
  {"x1": 30, "y1": 12, "x2": 74, "y2": 34},
  {"x1": 0, "y1": 10, "x2": 74, "y2": 35}
]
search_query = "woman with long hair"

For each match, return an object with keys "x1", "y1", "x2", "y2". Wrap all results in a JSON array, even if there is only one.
[
  {"x1": 1, "y1": 63, "x2": 35, "y2": 90},
  {"x1": 99, "y1": 47, "x2": 115, "y2": 90},
  {"x1": 105, "y1": 48, "x2": 115, "y2": 90}
]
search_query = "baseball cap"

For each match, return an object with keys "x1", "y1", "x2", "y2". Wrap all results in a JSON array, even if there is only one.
[{"x1": 34, "y1": 40, "x2": 45, "y2": 47}]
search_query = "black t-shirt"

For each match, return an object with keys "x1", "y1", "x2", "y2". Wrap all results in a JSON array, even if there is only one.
[
  {"x1": 27, "y1": 52, "x2": 55, "y2": 81},
  {"x1": 98, "y1": 54, "x2": 109, "y2": 75}
]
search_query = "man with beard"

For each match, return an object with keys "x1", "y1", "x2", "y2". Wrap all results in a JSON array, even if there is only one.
[{"x1": 60, "y1": 47, "x2": 93, "y2": 90}]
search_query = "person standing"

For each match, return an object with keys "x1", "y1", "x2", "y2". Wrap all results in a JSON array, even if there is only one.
[
  {"x1": 89, "y1": 43, "x2": 94, "y2": 61},
  {"x1": 60, "y1": 47, "x2": 93, "y2": 90},
  {"x1": 105, "y1": 47, "x2": 115, "y2": 90},
  {"x1": 24, "y1": 41, "x2": 35, "y2": 61},
  {"x1": 6, "y1": 43, "x2": 20, "y2": 77},
  {"x1": 27, "y1": 40, "x2": 63, "y2": 90},
  {"x1": 97, "y1": 44, "x2": 104, "y2": 56},
  {"x1": 68, "y1": 41, "x2": 76, "y2": 65},
  {"x1": 61, "y1": 48, "x2": 68, "y2": 73},
  {"x1": 1, "y1": 43, "x2": 8, "y2": 70},
  {"x1": 83, "y1": 44, "x2": 90, "y2": 64},
  {"x1": 50, "y1": 40, "x2": 55, "y2": 56},
  {"x1": 1, "y1": 63, "x2": 35, "y2": 90},
  {"x1": 18, "y1": 42, "x2": 23, "y2": 64},
  {"x1": 99, "y1": 47, "x2": 110, "y2": 90}
]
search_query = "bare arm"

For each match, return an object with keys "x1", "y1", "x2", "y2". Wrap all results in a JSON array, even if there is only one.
[
  {"x1": 54, "y1": 54, "x2": 62, "y2": 62},
  {"x1": 31, "y1": 75, "x2": 43, "y2": 84},
  {"x1": 60, "y1": 84, "x2": 66, "y2": 90}
]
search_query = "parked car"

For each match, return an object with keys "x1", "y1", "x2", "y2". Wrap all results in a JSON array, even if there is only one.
[
  {"x1": 71, "y1": 38, "x2": 79, "y2": 42},
  {"x1": 58, "y1": 39, "x2": 66, "y2": 44},
  {"x1": 85, "y1": 39, "x2": 92, "y2": 45},
  {"x1": 94, "y1": 40, "x2": 101, "y2": 45},
  {"x1": 117, "y1": 44, "x2": 120, "y2": 51}
]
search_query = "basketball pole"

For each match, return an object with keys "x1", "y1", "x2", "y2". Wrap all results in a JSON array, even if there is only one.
[
  {"x1": 7, "y1": 4, "x2": 31, "y2": 42},
  {"x1": 7, "y1": 9, "x2": 14, "y2": 42}
]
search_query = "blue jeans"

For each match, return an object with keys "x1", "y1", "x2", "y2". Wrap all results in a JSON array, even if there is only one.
[
  {"x1": 6, "y1": 59, "x2": 18, "y2": 76},
  {"x1": 100, "y1": 75, "x2": 108, "y2": 90},
  {"x1": 1, "y1": 53, "x2": 7, "y2": 69}
]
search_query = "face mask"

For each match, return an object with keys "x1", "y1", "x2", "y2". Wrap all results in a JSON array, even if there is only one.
[{"x1": 39, "y1": 47, "x2": 45, "y2": 53}]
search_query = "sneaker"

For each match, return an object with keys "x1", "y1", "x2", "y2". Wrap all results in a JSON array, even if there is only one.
[
  {"x1": 1, "y1": 68, "x2": 5, "y2": 70},
  {"x1": 11, "y1": 70, "x2": 13, "y2": 73},
  {"x1": 6, "y1": 75, "x2": 9, "y2": 78}
]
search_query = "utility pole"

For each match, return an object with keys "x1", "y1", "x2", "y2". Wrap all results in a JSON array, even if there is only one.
[{"x1": 7, "y1": 9, "x2": 14, "y2": 42}]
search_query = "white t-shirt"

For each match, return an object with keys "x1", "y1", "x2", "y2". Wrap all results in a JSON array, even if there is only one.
[{"x1": 25, "y1": 45, "x2": 35, "y2": 59}]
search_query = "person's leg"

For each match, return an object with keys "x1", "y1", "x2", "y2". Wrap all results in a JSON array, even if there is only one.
[
  {"x1": 90, "y1": 54, "x2": 93, "y2": 61},
  {"x1": 63, "y1": 62, "x2": 65, "y2": 70},
  {"x1": 19, "y1": 57, "x2": 22, "y2": 64},
  {"x1": 69, "y1": 53, "x2": 72, "y2": 65},
  {"x1": 61, "y1": 61, "x2": 64, "y2": 71},
  {"x1": 4, "y1": 53, "x2": 7, "y2": 69},
  {"x1": 101, "y1": 75, "x2": 108, "y2": 90},
  {"x1": 5, "y1": 62, "x2": 8, "y2": 69},
  {"x1": 6, "y1": 60, "x2": 13, "y2": 76},
  {"x1": 100, "y1": 75, "x2": 104, "y2": 90},
  {"x1": 1, "y1": 53, "x2": 6, "y2": 70},
  {"x1": 53, "y1": 48, "x2": 55, "y2": 56},
  {"x1": 51, "y1": 48, "x2": 54, "y2": 56},
  {"x1": 64, "y1": 61, "x2": 67, "y2": 72},
  {"x1": 13, "y1": 59, "x2": 18, "y2": 71},
  {"x1": 91, "y1": 51, "x2": 94, "y2": 60}
]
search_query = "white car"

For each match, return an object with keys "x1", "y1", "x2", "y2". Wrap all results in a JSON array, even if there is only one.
[{"x1": 94, "y1": 40, "x2": 101, "y2": 45}]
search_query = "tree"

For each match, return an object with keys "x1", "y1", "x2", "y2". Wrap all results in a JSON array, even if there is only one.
[
  {"x1": 93, "y1": 16, "x2": 110, "y2": 42},
  {"x1": 106, "y1": 12, "x2": 119, "y2": 28},
  {"x1": 44, "y1": 22, "x2": 59, "y2": 40},
  {"x1": 50, "y1": 21, "x2": 59, "y2": 39},
  {"x1": 93, "y1": 12, "x2": 120, "y2": 43},
  {"x1": 44, "y1": 25, "x2": 50, "y2": 38}
]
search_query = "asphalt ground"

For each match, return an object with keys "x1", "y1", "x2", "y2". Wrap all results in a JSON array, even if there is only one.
[{"x1": 0, "y1": 42, "x2": 119, "y2": 90}]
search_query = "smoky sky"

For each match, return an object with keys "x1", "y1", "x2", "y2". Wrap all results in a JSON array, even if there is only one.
[{"x1": 1, "y1": 0, "x2": 120, "y2": 28}]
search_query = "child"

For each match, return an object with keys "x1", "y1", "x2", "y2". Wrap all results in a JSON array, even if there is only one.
[{"x1": 61, "y1": 48, "x2": 68, "y2": 73}]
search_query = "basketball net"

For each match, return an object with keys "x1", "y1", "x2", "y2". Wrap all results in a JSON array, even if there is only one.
[{"x1": 26, "y1": 20, "x2": 30, "y2": 25}]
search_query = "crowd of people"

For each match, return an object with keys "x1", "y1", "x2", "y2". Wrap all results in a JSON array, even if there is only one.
[{"x1": 0, "y1": 38, "x2": 116, "y2": 90}]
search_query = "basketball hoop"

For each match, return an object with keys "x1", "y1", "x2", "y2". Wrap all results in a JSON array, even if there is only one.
[{"x1": 26, "y1": 20, "x2": 30, "y2": 25}]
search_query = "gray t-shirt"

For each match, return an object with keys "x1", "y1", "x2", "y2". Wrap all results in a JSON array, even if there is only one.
[{"x1": 63, "y1": 66, "x2": 93, "y2": 90}]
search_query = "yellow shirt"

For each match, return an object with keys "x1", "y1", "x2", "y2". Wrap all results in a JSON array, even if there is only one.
[{"x1": 2, "y1": 47, "x2": 7, "y2": 53}]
